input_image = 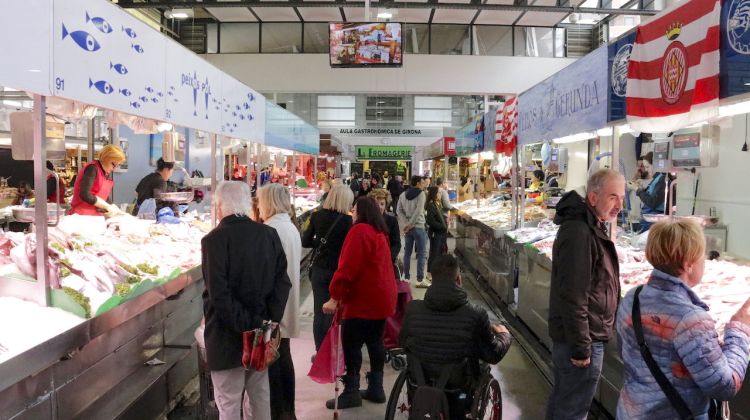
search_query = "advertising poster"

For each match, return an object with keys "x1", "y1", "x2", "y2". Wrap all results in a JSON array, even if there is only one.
[
  {"x1": 608, "y1": 32, "x2": 635, "y2": 122},
  {"x1": 329, "y1": 23, "x2": 403, "y2": 66}
]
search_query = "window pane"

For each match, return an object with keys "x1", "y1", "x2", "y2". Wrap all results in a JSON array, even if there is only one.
[
  {"x1": 318, "y1": 95, "x2": 355, "y2": 108},
  {"x1": 207, "y1": 23, "x2": 218, "y2": 53},
  {"x1": 535, "y1": 27, "x2": 555, "y2": 57},
  {"x1": 415, "y1": 109, "x2": 452, "y2": 122},
  {"x1": 415, "y1": 96, "x2": 452, "y2": 108},
  {"x1": 262, "y1": 23, "x2": 301, "y2": 53},
  {"x1": 403, "y1": 24, "x2": 429, "y2": 54},
  {"x1": 220, "y1": 23, "x2": 259, "y2": 53},
  {"x1": 514, "y1": 27, "x2": 554, "y2": 57},
  {"x1": 318, "y1": 108, "x2": 356, "y2": 121},
  {"x1": 304, "y1": 23, "x2": 329, "y2": 53},
  {"x1": 555, "y1": 28, "x2": 565, "y2": 57},
  {"x1": 431, "y1": 25, "x2": 470, "y2": 55},
  {"x1": 475, "y1": 26, "x2": 512, "y2": 56}
]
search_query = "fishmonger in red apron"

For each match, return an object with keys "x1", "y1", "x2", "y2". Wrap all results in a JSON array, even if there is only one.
[{"x1": 69, "y1": 144, "x2": 126, "y2": 216}]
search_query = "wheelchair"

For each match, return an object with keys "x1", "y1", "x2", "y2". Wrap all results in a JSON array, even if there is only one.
[{"x1": 384, "y1": 356, "x2": 502, "y2": 419}]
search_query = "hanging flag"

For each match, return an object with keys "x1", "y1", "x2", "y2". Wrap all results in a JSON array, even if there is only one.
[
  {"x1": 626, "y1": 0, "x2": 720, "y2": 132},
  {"x1": 496, "y1": 96, "x2": 517, "y2": 156}
]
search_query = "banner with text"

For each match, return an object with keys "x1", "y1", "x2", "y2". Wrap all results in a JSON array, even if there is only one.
[
  {"x1": 355, "y1": 145, "x2": 412, "y2": 161},
  {"x1": 518, "y1": 46, "x2": 608, "y2": 145},
  {"x1": 329, "y1": 127, "x2": 443, "y2": 137}
]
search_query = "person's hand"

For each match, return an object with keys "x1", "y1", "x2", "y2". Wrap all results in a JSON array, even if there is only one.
[
  {"x1": 403, "y1": 224, "x2": 413, "y2": 233},
  {"x1": 731, "y1": 297, "x2": 750, "y2": 325},
  {"x1": 570, "y1": 358, "x2": 591, "y2": 368},
  {"x1": 322, "y1": 299, "x2": 338, "y2": 315},
  {"x1": 491, "y1": 324, "x2": 509, "y2": 335},
  {"x1": 104, "y1": 204, "x2": 125, "y2": 218}
]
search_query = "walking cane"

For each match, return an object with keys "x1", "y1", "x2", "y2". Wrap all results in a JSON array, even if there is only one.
[{"x1": 333, "y1": 313, "x2": 341, "y2": 420}]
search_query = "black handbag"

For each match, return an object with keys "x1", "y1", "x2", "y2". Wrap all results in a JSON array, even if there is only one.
[
  {"x1": 632, "y1": 286, "x2": 730, "y2": 420},
  {"x1": 306, "y1": 214, "x2": 343, "y2": 278}
]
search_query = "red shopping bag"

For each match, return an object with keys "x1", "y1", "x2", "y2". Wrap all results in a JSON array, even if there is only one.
[
  {"x1": 307, "y1": 311, "x2": 345, "y2": 384},
  {"x1": 242, "y1": 321, "x2": 281, "y2": 372}
]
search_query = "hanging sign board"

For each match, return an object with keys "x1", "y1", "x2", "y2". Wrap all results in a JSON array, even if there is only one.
[
  {"x1": 265, "y1": 102, "x2": 320, "y2": 155},
  {"x1": 329, "y1": 127, "x2": 443, "y2": 138},
  {"x1": 424, "y1": 139, "x2": 444, "y2": 160},
  {"x1": 721, "y1": 0, "x2": 750, "y2": 99},
  {"x1": 219, "y1": 74, "x2": 266, "y2": 142},
  {"x1": 355, "y1": 146, "x2": 412, "y2": 161},
  {"x1": 518, "y1": 46, "x2": 608, "y2": 145},
  {"x1": 0, "y1": 0, "x2": 52, "y2": 96},
  {"x1": 454, "y1": 116, "x2": 484, "y2": 156},
  {"x1": 608, "y1": 32, "x2": 635, "y2": 122},
  {"x1": 53, "y1": 0, "x2": 167, "y2": 120}
]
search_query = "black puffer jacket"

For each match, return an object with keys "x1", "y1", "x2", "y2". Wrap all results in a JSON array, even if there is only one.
[
  {"x1": 548, "y1": 190, "x2": 620, "y2": 360},
  {"x1": 301, "y1": 209, "x2": 353, "y2": 271},
  {"x1": 400, "y1": 281, "x2": 512, "y2": 379}
]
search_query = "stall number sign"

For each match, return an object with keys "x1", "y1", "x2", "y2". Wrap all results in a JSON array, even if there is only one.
[{"x1": 356, "y1": 146, "x2": 412, "y2": 161}]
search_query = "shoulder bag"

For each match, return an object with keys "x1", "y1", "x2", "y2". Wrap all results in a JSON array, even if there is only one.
[
  {"x1": 306, "y1": 213, "x2": 343, "y2": 278},
  {"x1": 632, "y1": 286, "x2": 729, "y2": 420}
]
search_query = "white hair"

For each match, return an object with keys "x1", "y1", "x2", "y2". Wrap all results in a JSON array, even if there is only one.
[
  {"x1": 258, "y1": 183, "x2": 292, "y2": 221},
  {"x1": 586, "y1": 169, "x2": 624, "y2": 194},
  {"x1": 215, "y1": 181, "x2": 251, "y2": 217}
]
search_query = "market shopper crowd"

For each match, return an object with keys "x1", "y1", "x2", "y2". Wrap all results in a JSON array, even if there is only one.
[{"x1": 199, "y1": 166, "x2": 750, "y2": 420}]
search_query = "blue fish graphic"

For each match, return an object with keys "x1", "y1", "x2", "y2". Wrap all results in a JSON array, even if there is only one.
[
  {"x1": 110, "y1": 62, "x2": 128, "y2": 75},
  {"x1": 212, "y1": 98, "x2": 217, "y2": 103},
  {"x1": 122, "y1": 26, "x2": 137, "y2": 38},
  {"x1": 130, "y1": 101, "x2": 141, "y2": 109},
  {"x1": 131, "y1": 44, "x2": 144, "y2": 53},
  {"x1": 232, "y1": 111, "x2": 237, "y2": 117},
  {"x1": 139, "y1": 96, "x2": 148, "y2": 102},
  {"x1": 157, "y1": 92, "x2": 163, "y2": 97},
  {"x1": 247, "y1": 115, "x2": 253, "y2": 121},
  {"x1": 215, "y1": 106, "x2": 220, "y2": 110},
  {"x1": 248, "y1": 93, "x2": 255, "y2": 101},
  {"x1": 239, "y1": 115, "x2": 245, "y2": 120},
  {"x1": 145, "y1": 87, "x2": 154, "y2": 93},
  {"x1": 62, "y1": 24, "x2": 100, "y2": 52},
  {"x1": 167, "y1": 91, "x2": 173, "y2": 96},
  {"x1": 235, "y1": 105, "x2": 240, "y2": 111},
  {"x1": 169, "y1": 85, "x2": 175, "y2": 90},
  {"x1": 85, "y1": 12, "x2": 112, "y2": 34},
  {"x1": 119, "y1": 88, "x2": 132, "y2": 96},
  {"x1": 88, "y1": 78, "x2": 113, "y2": 94},
  {"x1": 151, "y1": 97, "x2": 159, "y2": 103},
  {"x1": 233, "y1": 123, "x2": 237, "y2": 128},
  {"x1": 243, "y1": 103, "x2": 250, "y2": 110}
]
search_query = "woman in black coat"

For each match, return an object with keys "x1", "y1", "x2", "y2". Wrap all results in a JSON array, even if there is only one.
[{"x1": 425, "y1": 187, "x2": 448, "y2": 279}]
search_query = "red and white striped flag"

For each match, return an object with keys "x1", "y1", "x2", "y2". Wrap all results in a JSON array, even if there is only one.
[
  {"x1": 496, "y1": 96, "x2": 517, "y2": 156},
  {"x1": 626, "y1": 0, "x2": 720, "y2": 132}
]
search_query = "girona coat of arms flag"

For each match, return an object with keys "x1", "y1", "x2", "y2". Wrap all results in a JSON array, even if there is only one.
[
  {"x1": 496, "y1": 96, "x2": 517, "y2": 156},
  {"x1": 626, "y1": 0, "x2": 720, "y2": 132}
]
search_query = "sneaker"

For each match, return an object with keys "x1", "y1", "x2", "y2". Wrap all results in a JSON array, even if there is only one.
[
  {"x1": 426, "y1": 273, "x2": 432, "y2": 281},
  {"x1": 415, "y1": 281, "x2": 429, "y2": 288}
]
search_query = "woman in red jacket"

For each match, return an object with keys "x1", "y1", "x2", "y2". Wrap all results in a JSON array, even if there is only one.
[{"x1": 322, "y1": 196, "x2": 397, "y2": 410}]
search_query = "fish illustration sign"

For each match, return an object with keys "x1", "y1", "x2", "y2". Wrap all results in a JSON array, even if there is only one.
[
  {"x1": 608, "y1": 32, "x2": 636, "y2": 122},
  {"x1": 721, "y1": 0, "x2": 750, "y2": 97}
]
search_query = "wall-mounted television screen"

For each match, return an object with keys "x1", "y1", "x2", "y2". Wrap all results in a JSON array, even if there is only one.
[{"x1": 329, "y1": 22, "x2": 403, "y2": 67}]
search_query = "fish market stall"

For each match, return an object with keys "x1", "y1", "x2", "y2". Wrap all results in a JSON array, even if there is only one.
[{"x1": 0, "y1": 0, "x2": 278, "y2": 418}]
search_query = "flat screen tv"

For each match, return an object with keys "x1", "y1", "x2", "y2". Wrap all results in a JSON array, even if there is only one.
[{"x1": 329, "y1": 22, "x2": 403, "y2": 67}]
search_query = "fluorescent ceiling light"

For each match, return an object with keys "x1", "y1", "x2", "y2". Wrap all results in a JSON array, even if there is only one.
[
  {"x1": 719, "y1": 100, "x2": 750, "y2": 118},
  {"x1": 166, "y1": 8, "x2": 193, "y2": 19},
  {"x1": 553, "y1": 131, "x2": 597, "y2": 144},
  {"x1": 27, "y1": 69, "x2": 41, "y2": 73},
  {"x1": 596, "y1": 127, "x2": 613, "y2": 136},
  {"x1": 377, "y1": 12, "x2": 393, "y2": 19}
]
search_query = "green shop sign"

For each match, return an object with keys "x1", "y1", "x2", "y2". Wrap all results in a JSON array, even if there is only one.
[{"x1": 355, "y1": 146, "x2": 412, "y2": 161}]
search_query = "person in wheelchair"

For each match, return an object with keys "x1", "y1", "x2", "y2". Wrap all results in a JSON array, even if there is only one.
[{"x1": 399, "y1": 254, "x2": 512, "y2": 418}]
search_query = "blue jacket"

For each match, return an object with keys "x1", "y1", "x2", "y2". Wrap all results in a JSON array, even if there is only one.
[{"x1": 616, "y1": 270, "x2": 750, "y2": 419}]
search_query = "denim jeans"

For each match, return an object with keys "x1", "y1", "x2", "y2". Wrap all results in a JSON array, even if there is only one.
[
  {"x1": 403, "y1": 227, "x2": 427, "y2": 281},
  {"x1": 545, "y1": 341, "x2": 605, "y2": 420}
]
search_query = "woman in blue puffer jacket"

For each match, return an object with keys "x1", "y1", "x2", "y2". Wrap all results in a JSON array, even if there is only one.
[{"x1": 616, "y1": 219, "x2": 750, "y2": 419}]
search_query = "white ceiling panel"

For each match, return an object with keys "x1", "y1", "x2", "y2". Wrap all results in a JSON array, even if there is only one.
[
  {"x1": 298, "y1": 8, "x2": 342, "y2": 21},
  {"x1": 252, "y1": 7, "x2": 301, "y2": 21},
  {"x1": 515, "y1": 11, "x2": 568, "y2": 25},
  {"x1": 532, "y1": 0, "x2": 559, "y2": 5},
  {"x1": 393, "y1": 9, "x2": 433, "y2": 22},
  {"x1": 395, "y1": 0, "x2": 430, "y2": 3},
  {"x1": 485, "y1": 0, "x2": 516, "y2": 4},
  {"x1": 205, "y1": 7, "x2": 258, "y2": 22},
  {"x1": 440, "y1": 0, "x2": 472, "y2": 3},
  {"x1": 474, "y1": 10, "x2": 523, "y2": 24},
  {"x1": 341, "y1": 7, "x2": 368, "y2": 21},
  {"x1": 431, "y1": 9, "x2": 477, "y2": 23}
]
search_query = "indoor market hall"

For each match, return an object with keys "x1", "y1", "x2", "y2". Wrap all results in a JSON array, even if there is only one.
[{"x1": 4, "y1": 0, "x2": 750, "y2": 419}]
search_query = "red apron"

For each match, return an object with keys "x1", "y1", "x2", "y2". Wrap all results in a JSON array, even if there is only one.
[
  {"x1": 46, "y1": 174, "x2": 67, "y2": 204},
  {"x1": 69, "y1": 161, "x2": 114, "y2": 216}
]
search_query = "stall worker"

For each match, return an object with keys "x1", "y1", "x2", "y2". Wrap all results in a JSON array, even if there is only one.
[
  {"x1": 630, "y1": 152, "x2": 668, "y2": 231},
  {"x1": 46, "y1": 161, "x2": 67, "y2": 204},
  {"x1": 12, "y1": 180, "x2": 34, "y2": 205},
  {"x1": 131, "y1": 158, "x2": 175, "y2": 216},
  {"x1": 69, "y1": 144, "x2": 126, "y2": 217}
]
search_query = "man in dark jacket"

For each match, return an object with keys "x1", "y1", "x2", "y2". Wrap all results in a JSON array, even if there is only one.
[
  {"x1": 546, "y1": 169, "x2": 624, "y2": 420},
  {"x1": 387, "y1": 174, "x2": 404, "y2": 213},
  {"x1": 401, "y1": 254, "x2": 512, "y2": 418},
  {"x1": 202, "y1": 181, "x2": 291, "y2": 420}
]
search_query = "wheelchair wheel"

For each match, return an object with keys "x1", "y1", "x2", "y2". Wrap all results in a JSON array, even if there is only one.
[
  {"x1": 385, "y1": 370, "x2": 411, "y2": 419},
  {"x1": 470, "y1": 375, "x2": 502, "y2": 420},
  {"x1": 391, "y1": 354, "x2": 407, "y2": 371}
]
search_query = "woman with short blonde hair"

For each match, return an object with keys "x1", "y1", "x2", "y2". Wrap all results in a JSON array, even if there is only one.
[
  {"x1": 616, "y1": 219, "x2": 750, "y2": 419},
  {"x1": 323, "y1": 184, "x2": 354, "y2": 214}
]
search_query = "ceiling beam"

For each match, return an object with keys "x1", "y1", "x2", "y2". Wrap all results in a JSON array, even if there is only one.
[
  {"x1": 118, "y1": 0, "x2": 658, "y2": 15},
  {"x1": 247, "y1": 6, "x2": 263, "y2": 22}
]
